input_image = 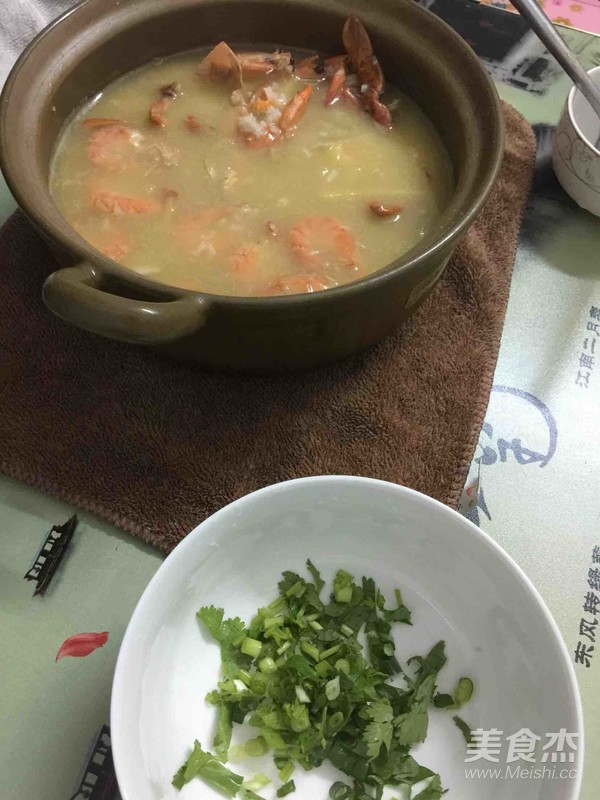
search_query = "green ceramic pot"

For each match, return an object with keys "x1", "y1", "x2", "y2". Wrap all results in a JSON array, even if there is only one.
[{"x1": 0, "y1": 0, "x2": 503, "y2": 372}]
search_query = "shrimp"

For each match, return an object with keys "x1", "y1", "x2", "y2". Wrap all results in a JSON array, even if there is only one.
[
  {"x1": 264, "y1": 272, "x2": 333, "y2": 296},
  {"x1": 149, "y1": 82, "x2": 181, "y2": 127},
  {"x1": 89, "y1": 235, "x2": 129, "y2": 261},
  {"x1": 184, "y1": 115, "x2": 204, "y2": 132},
  {"x1": 280, "y1": 85, "x2": 313, "y2": 134},
  {"x1": 324, "y1": 65, "x2": 346, "y2": 107},
  {"x1": 81, "y1": 117, "x2": 128, "y2": 128},
  {"x1": 102, "y1": 239, "x2": 129, "y2": 261},
  {"x1": 322, "y1": 54, "x2": 361, "y2": 111},
  {"x1": 340, "y1": 86, "x2": 361, "y2": 109},
  {"x1": 102, "y1": 237, "x2": 130, "y2": 261},
  {"x1": 290, "y1": 216, "x2": 356, "y2": 269},
  {"x1": 295, "y1": 55, "x2": 322, "y2": 79},
  {"x1": 89, "y1": 189, "x2": 155, "y2": 215},
  {"x1": 149, "y1": 98, "x2": 170, "y2": 127},
  {"x1": 73, "y1": 219, "x2": 130, "y2": 261},
  {"x1": 237, "y1": 51, "x2": 293, "y2": 77},
  {"x1": 368, "y1": 201, "x2": 403, "y2": 218},
  {"x1": 175, "y1": 208, "x2": 233, "y2": 257},
  {"x1": 324, "y1": 55, "x2": 349, "y2": 77},
  {"x1": 85, "y1": 123, "x2": 141, "y2": 171},
  {"x1": 231, "y1": 246, "x2": 258, "y2": 275},
  {"x1": 198, "y1": 44, "x2": 291, "y2": 83}
]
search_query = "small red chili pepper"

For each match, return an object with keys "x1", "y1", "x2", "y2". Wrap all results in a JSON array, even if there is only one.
[{"x1": 55, "y1": 631, "x2": 109, "y2": 662}]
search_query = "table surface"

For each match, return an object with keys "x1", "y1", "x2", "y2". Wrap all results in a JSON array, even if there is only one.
[{"x1": 1, "y1": 2, "x2": 600, "y2": 798}]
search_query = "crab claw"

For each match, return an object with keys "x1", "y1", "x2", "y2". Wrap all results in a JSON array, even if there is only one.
[
  {"x1": 362, "y1": 87, "x2": 392, "y2": 128},
  {"x1": 342, "y1": 16, "x2": 384, "y2": 95}
]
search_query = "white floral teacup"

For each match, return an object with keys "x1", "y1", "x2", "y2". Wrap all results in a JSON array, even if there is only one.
[{"x1": 553, "y1": 65, "x2": 600, "y2": 217}]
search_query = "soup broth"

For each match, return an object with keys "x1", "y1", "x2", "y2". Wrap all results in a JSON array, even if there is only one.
[{"x1": 50, "y1": 31, "x2": 453, "y2": 297}]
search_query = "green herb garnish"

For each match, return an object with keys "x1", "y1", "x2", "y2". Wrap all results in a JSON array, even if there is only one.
[
  {"x1": 174, "y1": 562, "x2": 473, "y2": 798},
  {"x1": 276, "y1": 779, "x2": 296, "y2": 797},
  {"x1": 452, "y1": 715, "x2": 474, "y2": 745},
  {"x1": 433, "y1": 676, "x2": 474, "y2": 711},
  {"x1": 172, "y1": 740, "x2": 244, "y2": 794}
]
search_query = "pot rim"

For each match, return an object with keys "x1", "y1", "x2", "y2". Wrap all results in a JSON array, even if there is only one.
[{"x1": 0, "y1": 0, "x2": 504, "y2": 309}]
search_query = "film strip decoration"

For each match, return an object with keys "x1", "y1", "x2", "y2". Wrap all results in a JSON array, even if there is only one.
[
  {"x1": 69, "y1": 725, "x2": 119, "y2": 800},
  {"x1": 23, "y1": 514, "x2": 77, "y2": 595}
]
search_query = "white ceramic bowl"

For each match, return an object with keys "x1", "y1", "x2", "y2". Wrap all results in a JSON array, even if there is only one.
[
  {"x1": 111, "y1": 477, "x2": 583, "y2": 800},
  {"x1": 553, "y1": 65, "x2": 600, "y2": 216}
]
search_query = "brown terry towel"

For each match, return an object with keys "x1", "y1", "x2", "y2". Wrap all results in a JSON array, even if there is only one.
[{"x1": 0, "y1": 102, "x2": 535, "y2": 553}]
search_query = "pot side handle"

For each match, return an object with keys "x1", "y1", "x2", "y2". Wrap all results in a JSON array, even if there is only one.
[{"x1": 43, "y1": 264, "x2": 207, "y2": 345}]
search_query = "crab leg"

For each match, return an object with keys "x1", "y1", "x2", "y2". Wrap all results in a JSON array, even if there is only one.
[{"x1": 280, "y1": 85, "x2": 313, "y2": 134}]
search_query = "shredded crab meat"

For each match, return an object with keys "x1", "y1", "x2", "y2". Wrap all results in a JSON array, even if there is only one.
[
  {"x1": 146, "y1": 142, "x2": 180, "y2": 167},
  {"x1": 235, "y1": 80, "x2": 303, "y2": 146},
  {"x1": 264, "y1": 106, "x2": 282, "y2": 125},
  {"x1": 262, "y1": 86, "x2": 287, "y2": 107},
  {"x1": 193, "y1": 240, "x2": 217, "y2": 257},
  {"x1": 223, "y1": 170, "x2": 238, "y2": 190},
  {"x1": 237, "y1": 114, "x2": 268, "y2": 137},
  {"x1": 230, "y1": 89, "x2": 246, "y2": 106}
]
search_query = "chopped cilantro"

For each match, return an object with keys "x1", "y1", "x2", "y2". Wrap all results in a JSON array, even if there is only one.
[
  {"x1": 306, "y1": 559, "x2": 325, "y2": 594},
  {"x1": 173, "y1": 740, "x2": 243, "y2": 795},
  {"x1": 362, "y1": 698, "x2": 394, "y2": 758},
  {"x1": 413, "y1": 774, "x2": 447, "y2": 799},
  {"x1": 453, "y1": 715, "x2": 474, "y2": 745},
  {"x1": 198, "y1": 606, "x2": 247, "y2": 646},
  {"x1": 174, "y1": 562, "x2": 473, "y2": 798}
]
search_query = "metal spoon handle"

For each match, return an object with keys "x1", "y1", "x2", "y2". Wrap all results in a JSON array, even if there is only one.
[{"x1": 511, "y1": 0, "x2": 600, "y2": 119}]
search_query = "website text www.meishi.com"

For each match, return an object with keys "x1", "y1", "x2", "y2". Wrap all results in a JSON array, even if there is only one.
[{"x1": 465, "y1": 766, "x2": 579, "y2": 781}]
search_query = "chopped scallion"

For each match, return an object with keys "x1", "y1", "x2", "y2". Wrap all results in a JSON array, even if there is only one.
[
  {"x1": 258, "y1": 657, "x2": 277, "y2": 675},
  {"x1": 277, "y1": 779, "x2": 296, "y2": 797},
  {"x1": 301, "y1": 641, "x2": 320, "y2": 662},
  {"x1": 178, "y1": 561, "x2": 473, "y2": 800},
  {"x1": 241, "y1": 637, "x2": 262, "y2": 659}
]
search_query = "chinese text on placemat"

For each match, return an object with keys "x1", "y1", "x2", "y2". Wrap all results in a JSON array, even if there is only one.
[
  {"x1": 575, "y1": 307, "x2": 600, "y2": 388},
  {"x1": 574, "y1": 546, "x2": 600, "y2": 667}
]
